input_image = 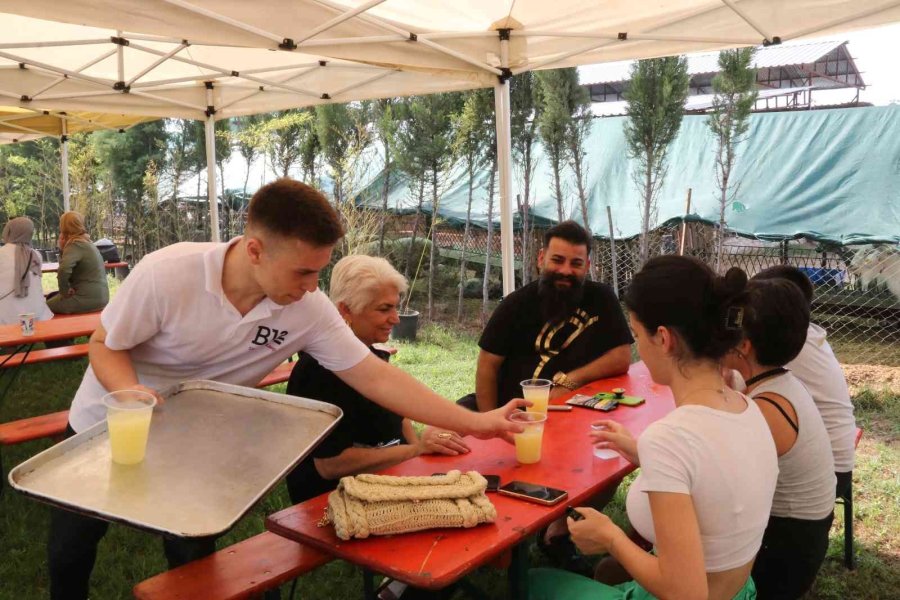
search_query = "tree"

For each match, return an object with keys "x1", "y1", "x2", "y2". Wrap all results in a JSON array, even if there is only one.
[
  {"x1": 375, "y1": 99, "x2": 398, "y2": 254},
  {"x1": 709, "y1": 48, "x2": 757, "y2": 271},
  {"x1": 623, "y1": 57, "x2": 690, "y2": 264},
  {"x1": 535, "y1": 69, "x2": 573, "y2": 222},
  {"x1": 94, "y1": 121, "x2": 169, "y2": 258},
  {"x1": 562, "y1": 69, "x2": 596, "y2": 277},
  {"x1": 315, "y1": 102, "x2": 372, "y2": 205},
  {"x1": 393, "y1": 98, "x2": 430, "y2": 281},
  {"x1": 510, "y1": 72, "x2": 541, "y2": 284},
  {"x1": 452, "y1": 89, "x2": 493, "y2": 321}
]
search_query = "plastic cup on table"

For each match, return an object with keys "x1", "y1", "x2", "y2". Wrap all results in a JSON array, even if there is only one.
[
  {"x1": 520, "y1": 378, "x2": 552, "y2": 414},
  {"x1": 18, "y1": 312, "x2": 35, "y2": 336},
  {"x1": 590, "y1": 423, "x2": 620, "y2": 460},
  {"x1": 103, "y1": 390, "x2": 157, "y2": 465},
  {"x1": 509, "y1": 411, "x2": 547, "y2": 464}
]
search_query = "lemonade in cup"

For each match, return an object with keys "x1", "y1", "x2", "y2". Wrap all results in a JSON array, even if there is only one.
[
  {"x1": 510, "y1": 411, "x2": 547, "y2": 464},
  {"x1": 104, "y1": 390, "x2": 157, "y2": 465},
  {"x1": 520, "y1": 378, "x2": 552, "y2": 414}
]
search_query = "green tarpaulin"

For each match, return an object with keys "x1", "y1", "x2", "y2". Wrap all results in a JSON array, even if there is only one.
[{"x1": 359, "y1": 105, "x2": 900, "y2": 246}]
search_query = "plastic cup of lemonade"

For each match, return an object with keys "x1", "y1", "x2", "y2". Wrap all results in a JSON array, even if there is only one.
[
  {"x1": 18, "y1": 312, "x2": 35, "y2": 336},
  {"x1": 590, "y1": 423, "x2": 620, "y2": 460},
  {"x1": 510, "y1": 411, "x2": 547, "y2": 464},
  {"x1": 103, "y1": 390, "x2": 157, "y2": 465},
  {"x1": 520, "y1": 378, "x2": 552, "y2": 414}
]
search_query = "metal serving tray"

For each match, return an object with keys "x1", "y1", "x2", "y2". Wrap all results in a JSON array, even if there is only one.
[{"x1": 8, "y1": 380, "x2": 342, "y2": 538}]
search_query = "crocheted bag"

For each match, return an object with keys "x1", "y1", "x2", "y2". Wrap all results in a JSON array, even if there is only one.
[{"x1": 325, "y1": 470, "x2": 497, "y2": 540}]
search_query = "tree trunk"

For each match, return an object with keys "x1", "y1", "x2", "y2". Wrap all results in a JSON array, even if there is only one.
[
  {"x1": 428, "y1": 168, "x2": 438, "y2": 320},
  {"x1": 640, "y1": 154, "x2": 653, "y2": 265},
  {"x1": 482, "y1": 156, "x2": 497, "y2": 325},
  {"x1": 552, "y1": 154, "x2": 564, "y2": 222},
  {"x1": 521, "y1": 142, "x2": 534, "y2": 284},
  {"x1": 378, "y1": 145, "x2": 391, "y2": 255},
  {"x1": 404, "y1": 176, "x2": 425, "y2": 280},
  {"x1": 572, "y1": 149, "x2": 596, "y2": 280},
  {"x1": 457, "y1": 161, "x2": 474, "y2": 322}
]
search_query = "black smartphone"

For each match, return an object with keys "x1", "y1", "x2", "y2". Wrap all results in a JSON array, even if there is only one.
[
  {"x1": 566, "y1": 506, "x2": 585, "y2": 521},
  {"x1": 498, "y1": 481, "x2": 568, "y2": 506}
]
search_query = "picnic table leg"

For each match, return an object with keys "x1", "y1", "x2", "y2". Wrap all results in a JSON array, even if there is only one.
[
  {"x1": 507, "y1": 541, "x2": 529, "y2": 600},
  {"x1": 362, "y1": 568, "x2": 377, "y2": 600},
  {"x1": 0, "y1": 343, "x2": 34, "y2": 405}
]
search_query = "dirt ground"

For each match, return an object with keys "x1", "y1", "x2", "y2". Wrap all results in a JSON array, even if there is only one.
[{"x1": 842, "y1": 363, "x2": 900, "y2": 394}]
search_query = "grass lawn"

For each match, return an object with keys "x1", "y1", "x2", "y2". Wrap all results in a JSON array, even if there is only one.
[{"x1": 1, "y1": 323, "x2": 897, "y2": 599}]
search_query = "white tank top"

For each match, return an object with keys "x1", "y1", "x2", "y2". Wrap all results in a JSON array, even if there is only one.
[{"x1": 753, "y1": 371, "x2": 836, "y2": 519}]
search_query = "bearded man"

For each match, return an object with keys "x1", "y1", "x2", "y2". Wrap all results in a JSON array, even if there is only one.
[{"x1": 462, "y1": 220, "x2": 632, "y2": 413}]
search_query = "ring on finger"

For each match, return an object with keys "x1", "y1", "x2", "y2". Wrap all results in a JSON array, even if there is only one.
[{"x1": 437, "y1": 432, "x2": 452, "y2": 439}]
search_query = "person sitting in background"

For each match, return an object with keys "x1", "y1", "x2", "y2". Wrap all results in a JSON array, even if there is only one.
[
  {"x1": 530, "y1": 257, "x2": 777, "y2": 600},
  {"x1": 0, "y1": 216, "x2": 53, "y2": 325},
  {"x1": 286, "y1": 254, "x2": 468, "y2": 505},
  {"x1": 464, "y1": 220, "x2": 632, "y2": 413},
  {"x1": 46, "y1": 211, "x2": 109, "y2": 314},
  {"x1": 751, "y1": 265, "x2": 857, "y2": 499},
  {"x1": 724, "y1": 278, "x2": 836, "y2": 600}
]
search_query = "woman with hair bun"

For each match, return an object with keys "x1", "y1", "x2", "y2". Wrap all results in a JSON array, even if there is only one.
[
  {"x1": 530, "y1": 256, "x2": 778, "y2": 600},
  {"x1": 723, "y1": 278, "x2": 835, "y2": 600},
  {"x1": 47, "y1": 211, "x2": 109, "y2": 314}
]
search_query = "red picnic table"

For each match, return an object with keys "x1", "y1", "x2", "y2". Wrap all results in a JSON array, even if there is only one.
[
  {"x1": 0, "y1": 312, "x2": 100, "y2": 402},
  {"x1": 266, "y1": 362, "x2": 674, "y2": 599}
]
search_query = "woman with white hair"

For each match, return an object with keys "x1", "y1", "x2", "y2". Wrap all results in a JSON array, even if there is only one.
[
  {"x1": 0, "y1": 216, "x2": 53, "y2": 324},
  {"x1": 285, "y1": 254, "x2": 469, "y2": 505}
]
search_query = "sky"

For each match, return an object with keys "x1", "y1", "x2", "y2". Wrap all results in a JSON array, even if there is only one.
[{"x1": 183, "y1": 23, "x2": 900, "y2": 196}]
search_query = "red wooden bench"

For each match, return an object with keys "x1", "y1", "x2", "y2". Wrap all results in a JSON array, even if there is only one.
[
  {"x1": 0, "y1": 362, "x2": 296, "y2": 447},
  {"x1": 0, "y1": 343, "x2": 89, "y2": 368},
  {"x1": 0, "y1": 410, "x2": 70, "y2": 446},
  {"x1": 839, "y1": 426, "x2": 864, "y2": 570},
  {"x1": 133, "y1": 531, "x2": 331, "y2": 600}
]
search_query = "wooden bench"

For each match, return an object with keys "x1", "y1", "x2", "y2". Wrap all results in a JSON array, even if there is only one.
[
  {"x1": 0, "y1": 362, "x2": 298, "y2": 448},
  {"x1": 133, "y1": 531, "x2": 331, "y2": 600},
  {"x1": 0, "y1": 343, "x2": 89, "y2": 368},
  {"x1": 256, "y1": 361, "x2": 294, "y2": 388},
  {"x1": 0, "y1": 410, "x2": 70, "y2": 446}
]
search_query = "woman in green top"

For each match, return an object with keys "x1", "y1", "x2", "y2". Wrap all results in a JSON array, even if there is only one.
[{"x1": 47, "y1": 211, "x2": 109, "y2": 314}]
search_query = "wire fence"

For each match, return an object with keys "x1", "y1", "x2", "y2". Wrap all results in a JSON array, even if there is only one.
[{"x1": 410, "y1": 219, "x2": 899, "y2": 367}]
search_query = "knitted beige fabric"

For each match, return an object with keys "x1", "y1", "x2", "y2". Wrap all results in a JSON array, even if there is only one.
[{"x1": 327, "y1": 470, "x2": 497, "y2": 540}]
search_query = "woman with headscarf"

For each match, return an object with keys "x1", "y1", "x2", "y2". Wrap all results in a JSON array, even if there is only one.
[
  {"x1": 0, "y1": 216, "x2": 53, "y2": 325},
  {"x1": 46, "y1": 211, "x2": 109, "y2": 314}
]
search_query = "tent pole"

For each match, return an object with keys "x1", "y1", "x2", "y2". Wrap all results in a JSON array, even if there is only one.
[
  {"x1": 60, "y1": 117, "x2": 70, "y2": 212},
  {"x1": 205, "y1": 83, "x2": 221, "y2": 243},
  {"x1": 495, "y1": 31, "x2": 515, "y2": 297}
]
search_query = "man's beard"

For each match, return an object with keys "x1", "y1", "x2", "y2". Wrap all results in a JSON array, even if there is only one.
[{"x1": 538, "y1": 272, "x2": 585, "y2": 324}]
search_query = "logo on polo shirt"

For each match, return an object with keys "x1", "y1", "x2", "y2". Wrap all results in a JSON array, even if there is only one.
[{"x1": 251, "y1": 326, "x2": 288, "y2": 350}]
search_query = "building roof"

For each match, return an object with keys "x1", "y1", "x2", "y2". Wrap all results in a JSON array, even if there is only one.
[{"x1": 580, "y1": 40, "x2": 864, "y2": 104}]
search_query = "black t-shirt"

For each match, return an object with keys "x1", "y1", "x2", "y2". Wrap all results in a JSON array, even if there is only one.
[
  {"x1": 479, "y1": 280, "x2": 633, "y2": 405},
  {"x1": 285, "y1": 346, "x2": 403, "y2": 504}
]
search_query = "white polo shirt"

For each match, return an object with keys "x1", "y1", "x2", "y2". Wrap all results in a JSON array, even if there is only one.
[{"x1": 68, "y1": 238, "x2": 369, "y2": 432}]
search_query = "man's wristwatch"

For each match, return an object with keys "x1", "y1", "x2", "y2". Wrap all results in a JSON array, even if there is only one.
[{"x1": 552, "y1": 371, "x2": 580, "y2": 391}]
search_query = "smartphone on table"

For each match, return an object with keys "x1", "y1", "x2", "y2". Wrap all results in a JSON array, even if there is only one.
[{"x1": 498, "y1": 480, "x2": 568, "y2": 506}]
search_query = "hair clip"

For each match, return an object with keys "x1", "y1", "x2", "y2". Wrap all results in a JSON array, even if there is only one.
[{"x1": 725, "y1": 306, "x2": 744, "y2": 330}]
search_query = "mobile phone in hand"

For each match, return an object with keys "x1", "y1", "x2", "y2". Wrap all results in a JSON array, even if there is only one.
[{"x1": 566, "y1": 506, "x2": 585, "y2": 521}]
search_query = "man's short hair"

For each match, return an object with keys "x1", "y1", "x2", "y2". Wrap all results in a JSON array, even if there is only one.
[
  {"x1": 751, "y1": 265, "x2": 814, "y2": 306},
  {"x1": 543, "y1": 220, "x2": 592, "y2": 255},
  {"x1": 246, "y1": 178, "x2": 343, "y2": 246}
]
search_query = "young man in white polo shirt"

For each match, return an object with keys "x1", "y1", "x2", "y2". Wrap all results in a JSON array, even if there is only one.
[{"x1": 48, "y1": 178, "x2": 525, "y2": 600}]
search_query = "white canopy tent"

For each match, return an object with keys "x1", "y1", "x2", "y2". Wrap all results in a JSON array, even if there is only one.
[
  {"x1": 1, "y1": 1, "x2": 898, "y2": 293},
  {"x1": 0, "y1": 106, "x2": 152, "y2": 210}
]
